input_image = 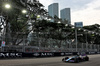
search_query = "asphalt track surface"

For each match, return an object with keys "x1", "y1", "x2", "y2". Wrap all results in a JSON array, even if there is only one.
[{"x1": 0, "y1": 54, "x2": 100, "y2": 66}]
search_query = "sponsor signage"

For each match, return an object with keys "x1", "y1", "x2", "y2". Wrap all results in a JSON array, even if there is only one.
[
  {"x1": 41, "y1": 52, "x2": 53, "y2": 56},
  {"x1": 61, "y1": 52, "x2": 74, "y2": 56},
  {"x1": 33, "y1": 53, "x2": 40, "y2": 56},
  {"x1": 0, "y1": 53, "x2": 22, "y2": 57},
  {"x1": 88, "y1": 52, "x2": 96, "y2": 54},
  {"x1": 97, "y1": 52, "x2": 100, "y2": 54},
  {"x1": 61, "y1": 53, "x2": 65, "y2": 56},
  {"x1": 1, "y1": 41, "x2": 5, "y2": 47},
  {"x1": 65, "y1": 52, "x2": 73, "y2": 55},
  {"x1": 75, "y1": 22, "x2": 83, "y2": 28}
]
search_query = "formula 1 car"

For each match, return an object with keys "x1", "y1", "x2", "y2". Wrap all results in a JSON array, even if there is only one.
[{"x1": 62, "y1": 55, "x2": 89, "y2": 63}]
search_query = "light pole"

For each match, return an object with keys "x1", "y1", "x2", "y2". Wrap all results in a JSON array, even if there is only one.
[
  {"x1": 74, "y1": 22, "x2": 83, "y2": 52},
  {"x1": 1, "y1": 4, "x2": 11, "y2": 52},
  {"x1": 4, "y1": 3, "x2": 28, "y2": 52},
  {"x1": 84, "y1": 30, "x2": 88, "y2": 52},
  {"x1": 57, "y1": 21, "x2": 62, "y2": 51},
  {"x1": 75, "y1": 27, "x2": 78, "y2": 52},
  {"x1": 98, "y1": 45, "x2": 100, "y2": 52},
  {"x1": 82, "y1": 43, "x2": 83, "y2": 51}
]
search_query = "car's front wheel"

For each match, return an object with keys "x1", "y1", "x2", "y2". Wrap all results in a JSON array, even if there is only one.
[
  {"x1": 62, "y1": 58, "x2": 64, "y2": 61},
  {"x1": 75, "y1": 59, "x2": 79, "y2": 63}
]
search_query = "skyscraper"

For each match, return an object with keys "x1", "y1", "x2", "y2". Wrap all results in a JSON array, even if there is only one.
[
  {"x1": 60, "y1": 8, "x2": 71, "y2": 24},
  {"x1": 48, "y1": 3, "x2": 59, "y2": 22}
]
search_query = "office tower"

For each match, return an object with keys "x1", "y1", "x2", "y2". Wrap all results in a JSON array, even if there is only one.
[
  {"x1": 48, "y1": 3, "x2": 59, "y2": 22},
  {"x1": 60, "y1": 8, "x2": 71, "y2": 24}
]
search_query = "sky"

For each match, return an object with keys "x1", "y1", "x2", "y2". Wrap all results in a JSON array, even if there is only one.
[{"x1": 39, "y1": 0, "x2": 100, "y2": 26}]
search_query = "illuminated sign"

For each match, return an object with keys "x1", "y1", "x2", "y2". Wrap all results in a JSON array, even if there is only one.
[{"x1": 75, "y1": 22, "x2": 83, "y2": 28}]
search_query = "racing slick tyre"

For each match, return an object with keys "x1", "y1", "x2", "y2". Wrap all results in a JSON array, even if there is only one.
[
  {"x1": 75, "y1": 59, "x2": 79, "y2": 63},
  {"x1": 62, "y1": 57, "x2": 69, "y2": 61},
  {"x1": 85, "y1": 57, "x2": 89, "y2": 61},
  {"x1": 62, "y1": 58, "x2": 64, "y2": 61},
  {"x1": 65, "y1": 57, "x2": 69, "y2": 59}
]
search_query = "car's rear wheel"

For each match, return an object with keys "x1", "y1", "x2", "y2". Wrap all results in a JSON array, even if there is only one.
[
  {"x1": 85, "y1": 57, "x2": 89, "y2": 61},
  {"x1": 65, "y1": 57, "x2": 69, "y2": 59}
]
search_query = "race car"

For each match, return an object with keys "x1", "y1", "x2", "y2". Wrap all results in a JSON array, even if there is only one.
[{"x1": 62, "y1": 54, "x2": 89, "y2": 63}]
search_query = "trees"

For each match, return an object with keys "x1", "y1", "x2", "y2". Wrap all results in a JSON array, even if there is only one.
[
  {"x1": 30, "y1": 19, "x2": 73, "y2": 48},
  {"x1": 83, "y1": 24, "x2": 100, "y2": 44},
  {"x1": 0, "y1": 0, "x2": 47, "y2": 45},
  {"x1": 0, "y1": 0, "x2": 29, "y2": 45},
  {"x1": 75, "y1": 24, "x2": 100, "y2": 44},
  {"x1": 1, "y1": 0, "x2": 100, "y2": 48}
]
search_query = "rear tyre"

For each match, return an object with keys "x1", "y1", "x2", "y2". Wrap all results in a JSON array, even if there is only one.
[
  {"x1": 65, "y1": 57, "x2": 69, "y2": 59},
  {"x1": 85, "y1": 57, "x2": 89, "y2": 61}
]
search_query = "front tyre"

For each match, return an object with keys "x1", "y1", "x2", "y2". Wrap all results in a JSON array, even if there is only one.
[
  {"x1": 75, "y1": 59, "x2": 79, "y2": 63},
  {"x1": 62, "y1": 58, "x2": 64, "y2": 61}
]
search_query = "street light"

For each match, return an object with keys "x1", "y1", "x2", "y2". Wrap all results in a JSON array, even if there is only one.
[
  {"x1": 22, "y1": 10, "x2": 27, "y2": 14},
  {"x1": 5, "y1": 4, "x2": 11, "y2": 9},
  {"x1": 58, "y1": 21, "x2": 61, "y2": 23},
  {"x1": 65, "y1": 24, "x2": 68, "y2": 26},
  {"x1": 5, "y1": 4, "x2": 27, "y2": 14},
  {"x1": 84, "y1": 30, "x2": 86, "y2": 32},
  {"x1": 48, "y1": 18, "x2": 51, "y2": 21},
  {"x1": 37, "y1": 15, "x2": 40, "y2": 18},
  {"x1": 78, "y1": 28, "x2": 81, "y2": 30}
]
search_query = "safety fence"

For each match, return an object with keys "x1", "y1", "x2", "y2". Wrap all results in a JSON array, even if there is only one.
[{"x1": 0, "y1": 45, "x2": 99, "y2": 52}]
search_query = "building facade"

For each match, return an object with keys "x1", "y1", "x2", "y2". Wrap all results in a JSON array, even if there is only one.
[
  {"x1": 60, "y1": 8, "x2": 71, "y2": 24},
  {"x1": 48, "y1": 3, "x2": 59, "y2": 22}
]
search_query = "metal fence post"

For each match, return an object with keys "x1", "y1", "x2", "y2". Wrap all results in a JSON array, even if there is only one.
[{"x1": 75, "y1": 28, "x2": 77, "y2": 52}]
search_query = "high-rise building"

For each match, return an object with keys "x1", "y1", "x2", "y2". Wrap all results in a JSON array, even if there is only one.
[
  {"x1": 48, "y1": 3, "x2": 59, "y2": 22},
  {"x1": 60, "y1": 8, "x2": 71, "y2": 24}
]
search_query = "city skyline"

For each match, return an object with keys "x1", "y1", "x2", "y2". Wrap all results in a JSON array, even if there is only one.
[
  {"x1": 48, "y1": 3, "x2": 59, "y2": 22},
  {"x1": 60, "y1": 8, "x2": 71, "y2": 24},
  {"x1": 48, "y1": 3, "x2": 59, "y2": 18},
  {"x1": 39, "y1": 0, "x2": 100, "y2": 26}
]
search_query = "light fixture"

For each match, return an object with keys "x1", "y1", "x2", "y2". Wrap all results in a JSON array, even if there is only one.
[
  {"x1": 37, "y1": 15, "x2": 40, "y2": 18},
  {"x1": 78, "y1": 28, "x2": 81, "y2": 30},
  {"x1": 58, "y1": 21, "x2": 61, "y2": 23},
  {"x1": 84, "y1": 30, "x2": 86, "y2": 32},
  {"x1": 65, "y1": 24, "x2": 68, "y2": 26},
  {"x1": 5, "y1": 4, "x2": 11, "y2": 9},
  {"x1": 22, "y1": 10, "x2": 27, "y2": 14},
  {"x1": 48, "y1": 18, "x2": 51, "y2": 21}
]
